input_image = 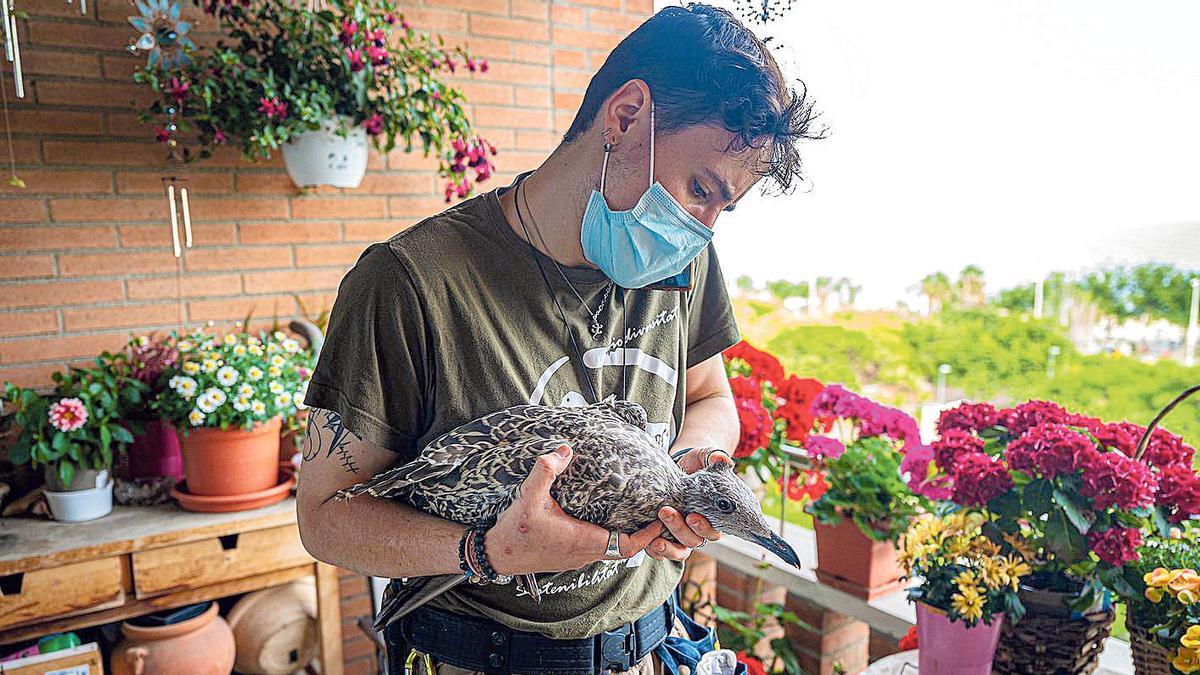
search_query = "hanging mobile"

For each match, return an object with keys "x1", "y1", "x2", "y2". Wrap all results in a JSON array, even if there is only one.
[
  {"x1": 127, "y1": 0, "x2": 195, "y2": 70},
  {"x1": 66, "y1": 0, "x2": 85, "y2": 16},
  {"x1": 2, "y1": 0, "x2": 24, "y2": 100},
  {"x1": 164, "y1": 176, "x2": 193, "y2": 327},
  {"x1": 0, "y1": 14, "x2": 21, "y2": 188}
]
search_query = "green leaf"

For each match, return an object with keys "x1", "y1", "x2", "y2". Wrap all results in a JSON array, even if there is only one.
[
  {"x1": 1152, "y1": 506, "x2": 1172, "y2": 538},
  {"x1": 1023, "y1": 479, "x2": 1054, "y2": 517},
  {"x1": 51, "y1": 432, "x2": 69, "y2": 453},
  {"x1": 770, "y1": 638, "x2": 802, "y2": 675},
  {"x1": 58, "y1": 460, "x2": 76, "y2": 488},
  {"x1": 112, "y1": 425, "x2": 135, "y2": 444},
  {"x1": 1044, "y1": 510, "x2": 1088, "y2": 562},
  {"x1": 1098, "y1": 565, "x2": 1136, "y2": 598},
  {"x1": 100, "y1": 424, "x2": 112, "y2": 453},
  {"x1": 1053, "y1": 488, "x2": 1092, "y2": 534}
]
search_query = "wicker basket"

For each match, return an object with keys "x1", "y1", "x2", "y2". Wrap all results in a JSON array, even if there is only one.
[
  {"x1": 992, "y1": 580, "x2": 1114, "y2": 675},
  {"x1": 1127, "y1": 614, "x2": 1175, "y2": 675}
]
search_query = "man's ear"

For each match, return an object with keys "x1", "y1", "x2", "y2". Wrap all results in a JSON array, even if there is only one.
[{"x1": 603, "y1": 79, "x2": 651, "y2": 144}]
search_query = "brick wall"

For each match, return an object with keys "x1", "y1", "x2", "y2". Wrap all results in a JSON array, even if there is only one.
[{"x1": 0, "y1": 0, "x2": 653, "y2": 388}]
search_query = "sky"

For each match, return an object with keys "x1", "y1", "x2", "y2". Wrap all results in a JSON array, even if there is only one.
[{"x1": 657, "y1": 0, "x2": 1200, "y2": 309}]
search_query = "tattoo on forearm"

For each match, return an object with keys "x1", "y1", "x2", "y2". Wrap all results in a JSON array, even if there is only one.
[{"x1": 304, "y1": 409, "x2": 363, "y2": 474}]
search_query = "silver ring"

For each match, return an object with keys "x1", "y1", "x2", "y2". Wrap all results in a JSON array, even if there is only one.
[
  {"x1": 696, "y1": 539, "x2": 708, "y2": 549},
  {"x1": 604, "y1": 529, "x2": 623, "y2": 559},
  {"x1": 702, "y1": 449, "x2": 731, "y2": 468}
]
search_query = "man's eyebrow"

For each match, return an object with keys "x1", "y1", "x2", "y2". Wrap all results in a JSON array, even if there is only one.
[{"x1": 704, "y1": 168, "x2": 735, "y2": 203}]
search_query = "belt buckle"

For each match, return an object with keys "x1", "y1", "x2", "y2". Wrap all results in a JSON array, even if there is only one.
[{"x1": 598, "y1": 623, "x2": 635, "y2": 672}]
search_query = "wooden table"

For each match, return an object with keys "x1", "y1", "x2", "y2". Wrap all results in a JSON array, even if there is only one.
[{"x1": 0, "y1": 498, "x2": 343, "y2": 674}]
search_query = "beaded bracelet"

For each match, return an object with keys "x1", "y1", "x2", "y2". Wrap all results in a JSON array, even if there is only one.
[{"x1": 457, "y1": 528, "x2": 476, "y2": 578}]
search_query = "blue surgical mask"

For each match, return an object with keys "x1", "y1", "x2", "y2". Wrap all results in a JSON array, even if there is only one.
[{"x1": 580, "y1": 105, "x2": 713, "y2": 289}]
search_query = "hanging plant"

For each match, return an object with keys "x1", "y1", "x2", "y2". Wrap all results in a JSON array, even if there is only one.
[{"x1": 132, "y1": 0, "x2": 496, "y2": 196}]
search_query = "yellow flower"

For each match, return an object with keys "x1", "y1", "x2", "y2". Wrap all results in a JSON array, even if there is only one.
[
  {"x1": 947, "y1": 536, "x2": 972, "y2": 558},
  {"x1": 970, "y1": 537, "x2": 1002, "y2": 558},
  {"x1": 1175, "y1": 646, "x2": 1200, "y2": 674},
  {"x1": 1182, "y1": 626, "x2": 1200, "y2": 650},
  {"x1": 979, "y1": 557, "x2": 1006, "y2": 591},
  {"x1": 1171, "y1": 570, "x2": 1200, "y2": 592},
  {"x1": 1146, "y1": 567, "x2": 1175, "y2": 588},
  {"x1": 182, "y1": 361, "x2": 200, "y2": 375},
  {"x1": 1002, "y1": 556, "x2": 1031, "y2": 592},
  {"x1": 951, "y1": 587, "x2": 985, "y2": 622},
  {"x1": 1146, "y1": 587, "x2": 1166, "y2": 603},
  {"x1": 954, "y1": 570, "x2": 980, "y2": 595},
  {"x1": 1002, "y1": 532, "x2": 1037, "y2": 562},
  {"x1": 1180, "y1": 589, "x2": 1200, "y2": 605}
]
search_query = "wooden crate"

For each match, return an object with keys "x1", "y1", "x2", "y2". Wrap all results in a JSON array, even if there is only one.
[{"x1": 0, "y1": 558, "x2": 125, "y2": 631}]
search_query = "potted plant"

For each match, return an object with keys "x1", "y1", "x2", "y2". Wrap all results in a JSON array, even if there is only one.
[
  {"x1": 1, "y1": 359, "x2": 150, "y2": 521},
  {"x1": 708, "y1": 563, "x2": 814, "y2": 675},
  {"x1": 901, "y1": 511, "x2": 1031, "y2": 674},
  {"x1": 927, "y1": 399, "x2": 1195, "y2": 674},
  {"x1": 156, "y1": 329, "x2": 310, "y2": 510},
  {"x1": 114, "y1": 334, "x2": 184, "y2": 486},
  {"x1": 1119, "y1": 534, "x2": 1200, "y2": 674},
  {"x1": 134, "y1": 0, "x2": 497, "y2": 194},
  {"x1": 804, "y1": 384, "x2": 936, "y2": 599}
]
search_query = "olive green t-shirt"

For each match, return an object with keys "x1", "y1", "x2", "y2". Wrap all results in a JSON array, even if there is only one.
[{"x1": 304, "y1": 182, "x2": 740, "y2": 639}]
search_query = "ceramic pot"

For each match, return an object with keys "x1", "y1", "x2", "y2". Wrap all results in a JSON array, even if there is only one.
[
  {"x1": 44, "y1": 466, "x2": 108, "y2": 492},
  {"x1": 915, "y1": 603, "x2": 1003, "y2": 675},
  {"x1": 281, "y1": 117, "x2": 368, "y2": 189},
  {"x1": 44, "y1": 480, "x2": 113, "y2": 522},
  {"x1": 813, "y1": 518, "x2": 903, "y2": 600},
  {"x1": 118, "y1": 419, "x2": 183, "y2": 481},
  {"x1": 111, "y1": 602, "x2": 234, "y2": 675},
  {"x1": 227, "y1": 577, "x2": 318, "y2": 674},
  {"x1": 180, "y1": 417, "x2": 282, "y2": 497}
]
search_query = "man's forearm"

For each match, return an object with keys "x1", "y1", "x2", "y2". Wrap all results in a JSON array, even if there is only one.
[
  {"x1": 671, "y1": 392, "x2": 738, "y2": 454},
  {"x1": 298, "y1": 484, "x2": 466, "y2": 579}
]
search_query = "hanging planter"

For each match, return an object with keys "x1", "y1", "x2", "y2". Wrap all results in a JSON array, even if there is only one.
[
  {"x1": 992, "y1": 577, "x2": 1114, "y2": 675},
  {"x1": 281, "y1": 117, "x2": 368, "y2": 189}
]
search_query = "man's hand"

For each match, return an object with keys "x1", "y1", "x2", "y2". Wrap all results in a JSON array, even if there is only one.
[
  {"x1": 646, "y1": 446, "x2": 733, "y2": 562},
  {"x1": 484, "y1": 445, "x2": 664, "y2": 576}
]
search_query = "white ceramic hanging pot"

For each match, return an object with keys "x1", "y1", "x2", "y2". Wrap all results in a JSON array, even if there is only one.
[{"x1": 281, "y1": 117, "x2": 368, "y2": 189}]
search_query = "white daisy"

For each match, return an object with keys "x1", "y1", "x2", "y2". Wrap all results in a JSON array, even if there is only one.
[
  {"x1": 237, "y1": 384, "x2": 255, "y2": 399},
  {"x1": 178, "y1": 340, "x2": 194, "y2": 352},
  {"x1": 266, "y1": 342, "x2": 280, "y2": 354},
  {"x1": 282, "y1": 338, "x2": 300, "y2": 353},
  {"x1": 268, "y1": 381, "x2": 284, "y2": 394},
  {"x1": 233, "y1": 397, "x2": 252, "y2": 412},
  {"x1": 197, "y1": 395, "x2": 217, "y2": 414},
  {"x1": 168, "y1": 375, "x2": 181, "y2": 390},
  {"x1": 250, "y1": 400, "x2": 266, "y2": 416},
  {"x1": 275, "y1": 392, "x2": 293, "y2": 407},
  {"x1": 247, "y1": 366, "x2": 264, "y2": 381},
  {"x1": 202, "y1": 359, "x2": 218, "y2": 373},
  {"x1": 223, "y1": 333, "x2": 238, "y2": 346},
  {"x1": 188, "y1": 409, "x2": 205, "y2": 426},
  {"x1": 270, "y1": 354, "x2": 286, "y2": 368},
  {"x1": 206, "y1": 388, "x2": 227, "y2": 407},
  {"x1": 182, "y1": 361, "x2": 200, "y2": 375},
  {"x1": 175, "y1": 377, "x2": 198, "y2": 398},
  {"x1": 268, "y1": 365, "x2": 282, "y2": 378},
  {"x1": 273, "y1": 331, "x2": 286, "y2": 340},
  {"x1": 294, "y1": 391, "x2": 308, "y2": 410},
  {"x1": 201, "y1": 339, "x2": 215, "y2": 351},
  {"x1": 216, "y1": 366, "x2": 239, "y2": 387},
  {"x1": 233, "y1": 344, "x2": 247, "y2": 357},
  {"x1": 135, "y1": 335, "x2": 149, "y2": 346},
  {"x1": 249, "y1": 344, "x2": 264, "y2": 357}
]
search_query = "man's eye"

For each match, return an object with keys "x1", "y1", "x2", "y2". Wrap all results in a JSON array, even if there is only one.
[{"x1": 691, "y1": 179, "x2": 708, "y2": 200}]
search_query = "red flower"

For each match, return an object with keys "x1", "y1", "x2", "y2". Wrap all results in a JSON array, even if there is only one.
[
  {"x1": 951, "y1": 452, "x2": 1014, "y2": 506},
  {"x1": 257, "y1": 96, "x2": 288, "y2": 120},
  {"x1": 368, "y1": 28, "x2": 386, "y2": 46},
  {"x1": 724, "y1": 341, "x2": 784, "y2": 386},
  {"x1": 212, "y1": 128, "x2": 227, "y2": 145},
  {"x1": 340, "y1": 18, "x2": 357, "y2": 45},
  {"x1": 1085, "y1": 420, "x2": 1141, "y2": 457},
  {"x1": 899, "y1": 625, "x2": 919, "y2": 651},
  {"x1": 729, "y1": 375, "x2": 761, "y2": 403},
  {"x1": 736, "y1": 652, "x2": 766, "y2": 675},
  {"x1": 1143, "y1": 427, "x2": 1196, "y2": 469},
  {"x1": 1002, "y1": 400, "x2": 1076, "y2": 436},
  {"x1": 936, "y1": 401, "x2": 1000, "y2": 436},
  {"x1": 155, "y1": 127, "x2": 171, "y2": 144},
  {"x1": 1006, "y1": 422, "x2": 1097, "y2": 479},
  {"x1": 368, "y1": 45, "x2": 389, "y2": 67},
  {"x1": 345, "y1": 47, "x2": 366, "y2": 72},
  {"x1": 734, "y1": 396, "x2": 772, "y2": 459},
  {"x1": 479, "y1": 59, "x2": 489, "y2": 72},
  {"x1": 1088, "y1": 527, "x2": 1142, "y2": 566},
  {"x1": 932, "y1": 428, "x2": 984, "y2": 472},
  {"x1": 164, "y1": 76, "x2": 189, "y2": 102},
  {"x1": 362, "y1": 114, "x2": 384, "y2": 137},
  {"x1": 1158, "y1": 466, "x2": 1200, "y2": 522},
  {"x1": 1078, "y1": 449, "x2": 1158, "y2": 510},
  {"x1": 776, "y1": 376, "x2": 824, "y2": 443},
  {"x1": 779, "y1": 469, "x2": 828, "y2": 502}
]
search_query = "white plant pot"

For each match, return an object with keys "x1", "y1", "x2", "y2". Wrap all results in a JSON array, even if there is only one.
[
  {"x1": 44, "y1": 481, "x2": 114, "y2": 522},
  {"x1": 281, "y1": 118, "x2": 368, "y2": 189}
]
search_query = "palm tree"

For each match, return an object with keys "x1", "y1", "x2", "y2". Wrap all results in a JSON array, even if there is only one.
[
  {"x1": 919, "y1": 272, "x2": 953, "y2": 315},
  {"x1": 958, "y1": 265, "x2": 986, "y2": 307}
]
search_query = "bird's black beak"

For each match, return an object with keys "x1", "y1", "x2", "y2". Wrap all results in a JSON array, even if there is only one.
[{"x1": 753, "y1": 532, "x2": 802, "y2": 569}]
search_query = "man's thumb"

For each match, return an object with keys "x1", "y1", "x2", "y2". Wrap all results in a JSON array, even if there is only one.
[{"x1": 521, "y1": 444, "x2": 572, "y2": 498}]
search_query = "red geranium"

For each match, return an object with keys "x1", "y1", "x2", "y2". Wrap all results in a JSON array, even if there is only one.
[
  {"x1": 729, "y1": 375, "x2": 761, "y2": 403},
  {"x1": 936, "y1": 401, "x2": 1000, "y2": 436},
  {"x1": 724, "y1": 341, "x2": 784, "y2": 386},
  {"x1": 734, "y1": 396, "x2": 772, "y2": 459},
  {"x1": 779, "y1": 468, "x2": 828, "y2": 502},
  {"x1": 736, "y1": 652, "x2": 766, "y2": 675},
  {"x1": 1078, "y1": 450, "x2": 1158, "y2": 511},
  {"x1": 899, "y1": 625, "x2": 919, "y2": 651},
  {"x1": 1087, "y1": 527, "x2": 1142, "y2": 566},
  {"x1": 1158, "y1": 465, "x2": 1200, "y2": 522},
  {"x1": 951, "y1": 452, "x2": 1014, "y2": 507},
  {"x1": 931, "y1": 428, "x2": 984, "y2": 472}
]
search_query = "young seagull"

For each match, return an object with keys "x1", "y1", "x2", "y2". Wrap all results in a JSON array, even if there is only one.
[{"x1": 335, "y1": 398, "x2": 801, "y2": 630}]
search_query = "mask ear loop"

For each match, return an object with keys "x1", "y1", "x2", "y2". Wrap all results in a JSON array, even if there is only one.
[
  {"x1": 600, "y1": 128, "x2": 612, "y2": 197},
  {"x1": 648, "y1": 101, "x2": 655, "y2": 188}
]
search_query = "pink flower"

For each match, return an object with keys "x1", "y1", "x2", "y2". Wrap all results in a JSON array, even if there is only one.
[
  {"x1": 1078, "y1": 449, "x2": 1158, "y2": 510},
  {"x1": 155, "y1": 127, "x2": 171, "y2": 144},
  {"x1": 1159, "y1": 466, "x2": 1200, "y2": 522},
  {"x1": 951, "y1": 452, "x2": 1013, "y2": 506},
  {"x1": 1001, "y1": 400, "x2": 1080, "y2": 436},
  {"x1": 936, "y1": 401, "x2": 1000, "y2": 436},
  {"x1": 1006, "y1": 422, "x2": 1097, "y2": 479},
  {"x1": 345, "y1": 47, "x2": 366, "y2": 72},
  {"x1": 164, "y1": 77, "x2": 189, "y2": 102},
  {"x1": 48, "y1": 397, "x2": 88, "y2": 432},
  {"x1": 478, "y1": 59, "x2": 489, "y2": 72},
  {"x1": 445, "y1": 58, "x2": 457, "y2": 73},
  {"x1": 401, "y1": 18, "x2": 411, "y2": 30},
  {"x1": 368, "y1": 28, "x2": 386, "y2": 46},
  {"x1": 340, "y1": 18, "x2": 357, "y2": 45},
  {"x1": 367, "y1": 45, "x2": 389, "y2": 67},
  {"x1": 805, "y1": 436, "x2": 845, "y2": 460},
  {"x1": 932, "y1": 428, "x2": 984, "y2": 472},
  {"x1": 362, "y1": 114, "x2": 384, "y2": 136},
  {"x1": 212, "y1": 128, "x2": 227, "y2": 145},
  {"x1": 1088, "y1": 527, "x2": 1142, "y2": 566},
  {"x1": 467, "y1": 57, "x2": 478, "y2": 72},
  {"x1": 257, "y1": 96, "x2": 288, "y2": 120},
  {"x1": 384, "y1": 12, "x2": 396, "y2": 24}
]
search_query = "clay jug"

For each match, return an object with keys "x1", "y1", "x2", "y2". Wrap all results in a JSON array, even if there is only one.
[{"x1": 111, "y1": 602, "x2": 235, "y2": 675}]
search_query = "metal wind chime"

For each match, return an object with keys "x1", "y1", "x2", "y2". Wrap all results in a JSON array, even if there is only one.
[{"x1": 0, "y1": 0, "x2": 21, "y2": 187}]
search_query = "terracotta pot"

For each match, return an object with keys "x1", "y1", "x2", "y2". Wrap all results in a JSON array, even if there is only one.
[
  {"x1": 117, "y1": 419, "x2": 183, "y2": 481},
  {"x1": 814, "y1": 518, "x2": 903, "y2": 600},
  {"x1": 916, "y1": 602, "x2": 1003, "y2": 675},
  {"x1": 279, "y1": 410, "x2": 308, "y2": 462},
  {"x1": 227, "y1": 577, "x2": 318, "y2": 674},
  {"x1": 110, "y1": 602, "x2": 235, "y2": 675},
  {"x1": 180, "y1": 418, "x2": 282, "y2": 497}
]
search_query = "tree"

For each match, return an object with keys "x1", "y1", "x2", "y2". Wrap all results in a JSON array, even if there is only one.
[
  {"x1": 833, "y1": 277, "x2": 862, "y2": 309},
  {"x1": 918, "y1": 272, "x2": 954, "y2": 315},
  {"x1": 958, "y1": 265, "x2": 986, "y2": 307},
  {"x1": 736, "y1": 275, "x2": 756, "y2": 292},
  {"x1": 765, "y1": 279, "x2": 808, "y2": 302},
  {"x1": 1079, "y1": 264, "x2": 1198, "y2": 325}
]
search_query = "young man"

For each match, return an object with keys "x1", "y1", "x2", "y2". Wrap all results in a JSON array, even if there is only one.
[{"x1": 297, "y1": 4, "x2": 817, "y2": 673}]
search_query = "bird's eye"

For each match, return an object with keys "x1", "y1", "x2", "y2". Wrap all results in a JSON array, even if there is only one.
[{"x1": 715, "y1": 497, "x2": 733, "y2": 513}]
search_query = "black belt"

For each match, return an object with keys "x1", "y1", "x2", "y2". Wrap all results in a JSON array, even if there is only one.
[{"x1": 396, "y1": 594, "x2": 676, "y2": 675}]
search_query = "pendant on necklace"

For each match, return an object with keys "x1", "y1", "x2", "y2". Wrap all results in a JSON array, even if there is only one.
[{"x1": 591, "y1": 319, "x2": 603, "y2": 342}]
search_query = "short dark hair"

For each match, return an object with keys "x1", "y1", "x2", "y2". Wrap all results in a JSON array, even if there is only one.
[{"x1": 562, "y1": 3, "x2": 823, "y2": 194}]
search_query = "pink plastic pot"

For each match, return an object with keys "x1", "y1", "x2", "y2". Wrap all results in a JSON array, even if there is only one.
[
  {"x1": 119, "y1": 419, "x2": 183, "y2": 481},
  {"x1": 916, "y1": 602, "x2": 1003, "y2": 675}
]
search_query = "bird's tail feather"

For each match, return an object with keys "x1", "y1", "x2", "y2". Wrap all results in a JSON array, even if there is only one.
[{"x1": 373, "y1": 575, "x2": 466, "y2": 632}]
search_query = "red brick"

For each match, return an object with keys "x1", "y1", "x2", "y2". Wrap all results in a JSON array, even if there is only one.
[
  {"x1": 37, "y1": 80, "x2": 152, "y2": 109},
  {"x1": 7, "y1": 109, "x2": 104, "y2": 136},
  {"x1": 342, "y1": 634, "x2": 375, "y2": 661},
  {"x1": 588, "y1": 8, "x2": 645, "y2": 32},
  {"x1": 0, "y1": 310, "x2": 58, "y2": 337},
  {"x1": 292, "y1": 197, "x2": 387, "y2": 220},
  {"x1": 0, "y1": 362, "x2": 82, "y2": 388},
  {"x1": 339, "y1": 595, "x2": 373, "y2": 618},
  {"x1": 470, "y1": 15, "x2": 548, "y2": 41},
  {"x1": 0, "y1": 332, "x2": 128, "y2": 364},
  {"x1": 59, "y1": 250, "x2": 179, "y2": 277},
  {"x1": 188, "y1": 295, "x2": 297, "y2": 322},
  {"x1": 188, "y1": 197, "x2": 290, "y2": 221},
  {"x1": 294, "y1": 293, "x2": 337, "y2": 316},
  {"x1": 119, "y1": 223, "x2": 237, "y2": 248},
  {"x1": 63, "y1": 303, "x2": 180, "y2": 331},
  {"x1": 24, "y1": 0, "x2": 95, "y2": 18},
  {"x1": 50, "y1": 198, "x2": 163, "y2": 223},
  {"x1": 234, "y1": 173, "x2": 300, "y2": 195},
  {"x1": 456, "y1": 36, "x2": 512, "y2": 62},
  {"x1": 511, "y1": 42, "x2": 551, "y2": 65},
  {"x1": 295, "y1": 244, "x2": 366, "y2": 268},
  {"x1": 343, "y1": 658, "x2": 374, "y2": 675},
  {"x1": 568, "y1": 0, "x2": 619, "y2": 8},
  {"x1": 554, "y1": 91, "x2": 584, "y2": 111},
  {"x1": 386, "y1": 149, "x2": 440, "y2": 172},
  {"x1": 126, "y1": 273, "x2": 243, "y2": 300},
  {"x1": 388, "y1": 195, "x2": 451, "y2": 219},
  {"x1": 21, "y1": 48, "x2": 102, "y2": 77},
  {"x1": 3, "y1": 170, "x2": 111, "y2": 194},
  {"x1": 0, "y1": 255, "x2": 54, "y2": 279},
  {"x1": 343, "y1": 220, "x2": 403, "y2": 242},
  {"x1": 455, "y1": 80, "x2": 514, "y2": 106},
  {"x1": 104, "y1": 112, "x2": 153, "y2": 139},
  {"x1": 356, "y1": 173, "x2": 434, "y2": 195},
  {"x1": 242, "y1": 269, "x2": 344, "y2": 293},
  {"x1": 514, "y1": 86, "x2": 552, "y2": 108},
  {"x1": 0, "y1": 198, "x2": 45, "y2": 223},
  {"x1": 44, "y1": 140, "x2": 167, "y2": 167},
  {"x1": 552, "y1": 5, "x2": 585, "y2": 26},
  {"x1": 0, "y1": 225, "x2": 118, "y2": 250},
  {"x1": 116, "y1": 172, "x2": 233, "y2": 195},
  {"x1": 474, "y1": 105, "x2": 552, "y2": 130},
  {"x1": 240, "y1": 222, "x2": 341, "y2": 244},
  {"x1": 421, "y1": 0, "x2": 508, "y2": 14},
  {"x1": 553, "y1": 48, "x2": 586, "y2": 68},
  {"x1": 480, "y1": 60, "x2": 551, "y2": 87},
  {"x1": 99, "y1": 55, "x2": 141, "y2": 82},
  {"x1": 398, "y1": 6, "x2": 467, "y2": 34},
  {"x1": 626, "y1": 0, "x2": 654, "y2": 14},
  {"x1": 511, "y1": 0, "x2": 549, "y2": 21},
  {"x1": 552, "y1": 26, "x2": 622, "y2": 52},
  {"x1": 28, "y1": 22, "x2": 131, "y2": 51},
  {"x1": 554, "y1": 68, "x2": 595, "y2": 90},
  {"x1": 185, "y1": 246, "x2": 292, "y2": 272}
]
